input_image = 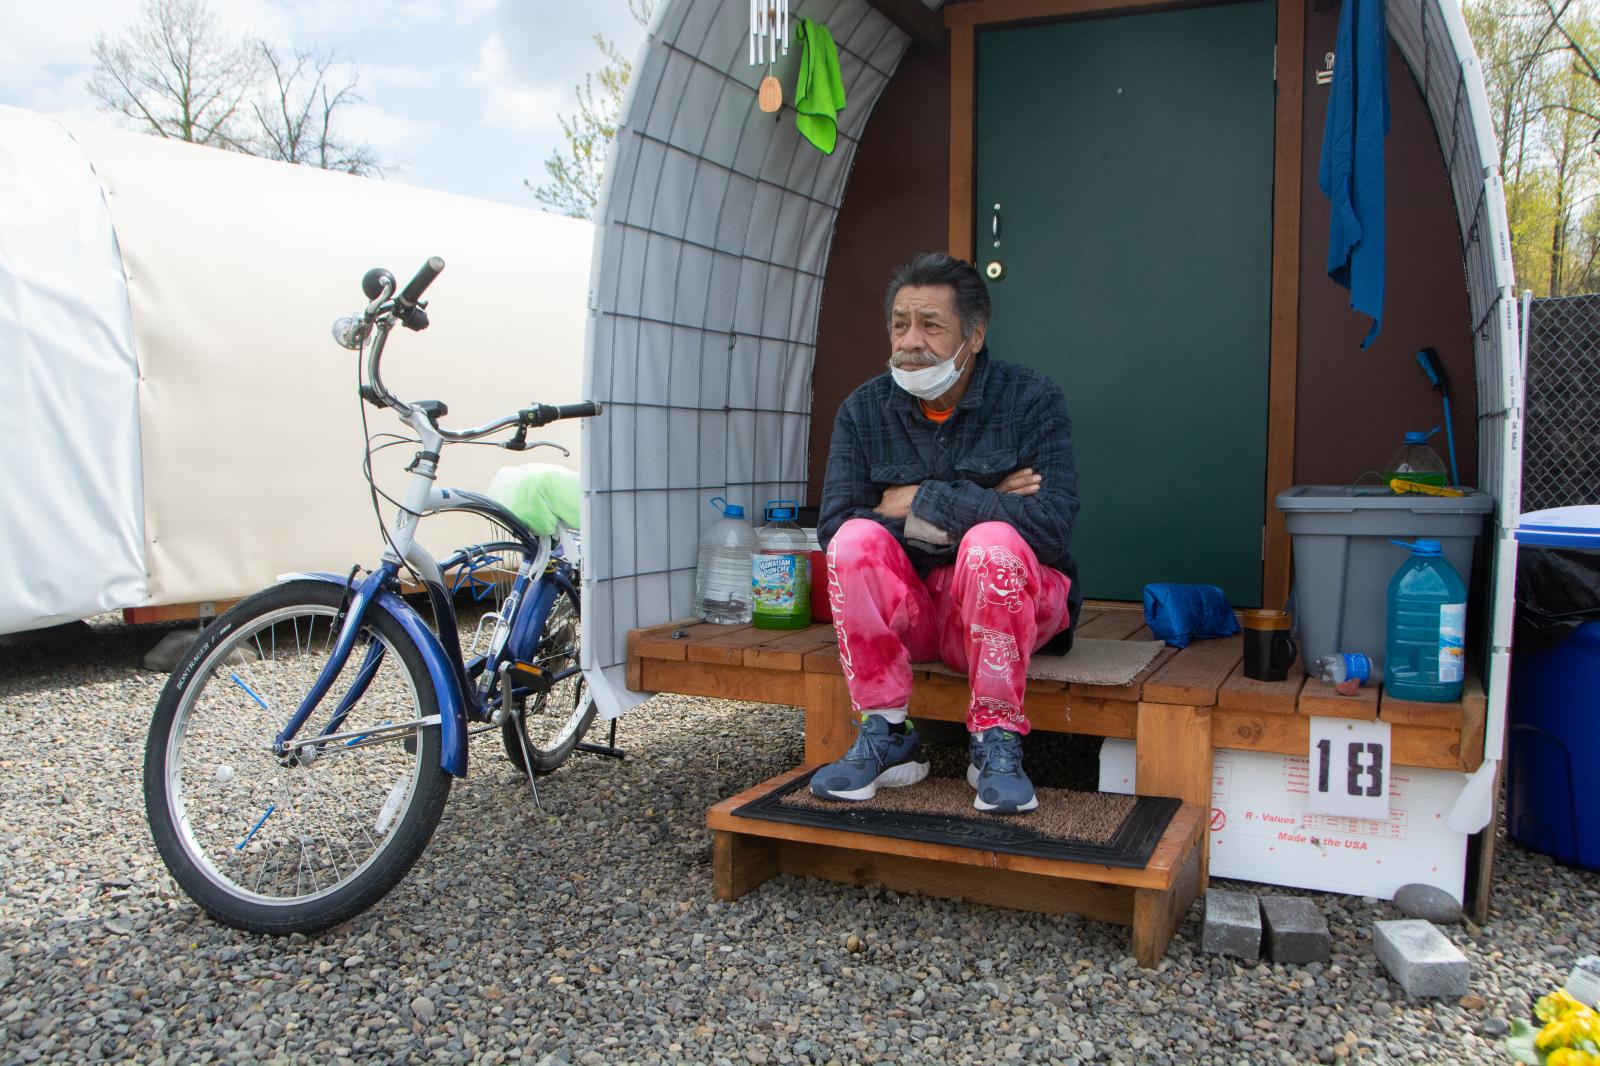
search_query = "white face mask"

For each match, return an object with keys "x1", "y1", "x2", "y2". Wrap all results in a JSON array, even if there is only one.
[{"x1": 890, "y1": 340, "x2": 969, "y2": 401}]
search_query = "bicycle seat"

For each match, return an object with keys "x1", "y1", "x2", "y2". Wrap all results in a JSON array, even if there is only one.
[{"x1": 414, "y1": 400, "x2": 448, "y2": 422}]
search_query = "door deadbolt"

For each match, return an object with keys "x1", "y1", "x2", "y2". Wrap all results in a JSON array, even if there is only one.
[{"x1": 984, "y1": 260, "x2": 1006, "y2": 281}]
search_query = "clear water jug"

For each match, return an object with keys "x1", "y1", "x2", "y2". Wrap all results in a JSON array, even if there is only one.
[
  {"x1": 1383, "y1": 538, "x2": 1467, "y2": 702},
  {"x1": 693, "y1": 497, "x2": 755, "y2": 624},
  {"x1": 1383, "y1": 428, "x2": 1448, "y2": 489},
  {"x1": 752, "y1": 500, "x2": 810, "y2": 630}
]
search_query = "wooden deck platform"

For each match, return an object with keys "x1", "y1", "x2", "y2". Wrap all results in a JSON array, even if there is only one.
[
  {"x1": 629, "y1": 607, "x2": 1488, "y2": 775},
  {"x1": 710, "y1": 767, "x2": 1206, "y2": 968},
  {"x1": 629, "y1": 605, "x2": 1493, "y2": 955}
]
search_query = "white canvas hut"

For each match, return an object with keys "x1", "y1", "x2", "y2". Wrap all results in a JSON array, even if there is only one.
[{"x1": 1, "y1": 106, "x2": 592, "y2": 635}]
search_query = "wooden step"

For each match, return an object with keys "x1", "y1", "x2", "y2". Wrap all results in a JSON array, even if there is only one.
[{"x1": 707, "y1": 766, "x2": 1206, "y2": 968}]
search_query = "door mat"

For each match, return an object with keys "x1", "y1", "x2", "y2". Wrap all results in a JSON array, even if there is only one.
[
  {"x1": 735, "y1": 771, "x2": 1181, "y2": 869},
  {"x1": 914, "y1": 638, "x2": 1162, "y2": 689}
]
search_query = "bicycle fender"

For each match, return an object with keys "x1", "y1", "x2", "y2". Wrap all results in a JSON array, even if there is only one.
[{"x1": 282, "y1": 572, "x2": 468, "y2": 777}]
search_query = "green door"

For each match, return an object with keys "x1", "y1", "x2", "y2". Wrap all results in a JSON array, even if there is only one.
[{"x1": 976, "y1": 1, "x2": 1276, "y2": 606}]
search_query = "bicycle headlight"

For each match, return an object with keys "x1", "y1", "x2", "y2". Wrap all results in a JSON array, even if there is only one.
[{"x1": 332, "y1": 315, "x2": 369, "y2": 351}]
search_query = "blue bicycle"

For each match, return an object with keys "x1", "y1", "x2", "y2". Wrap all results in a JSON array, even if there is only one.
[{"x1": 143, "y1": 258, "x2": 604, "y2": 933}]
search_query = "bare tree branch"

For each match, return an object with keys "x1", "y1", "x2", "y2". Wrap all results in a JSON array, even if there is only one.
[
  {"x1": 1544, "y1": 0, "x2": 1600, "y2": 83},
  {"x1": 88, "y1": 0, "x2": 258, "y2": 148},
  {"x1": 247, "y1": 41, "x2": 382, "y2": 176},
  {"x1": 87, "y1": 0, "x2": 385, "y2": 176}
]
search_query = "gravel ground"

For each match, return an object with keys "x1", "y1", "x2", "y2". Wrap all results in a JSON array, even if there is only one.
[{"x1": 1, "y1": 614, "x2": 1597, "y2": 1065}]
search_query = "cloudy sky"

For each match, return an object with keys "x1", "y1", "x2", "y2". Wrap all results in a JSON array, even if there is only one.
[{"x1": 0, "y1": 0, "x2": 654, "y2": 208}]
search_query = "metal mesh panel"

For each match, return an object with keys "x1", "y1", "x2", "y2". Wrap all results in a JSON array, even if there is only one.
[
  {"x1": 581, "y1": 0, "x2": 910, "y2": 716},
  {"x1": 1523, "y1": 294, "x2": 1600, "y2": 512},
  {"x1": 1388, "y1": 0, "x2": 1521, "y2": 760}
]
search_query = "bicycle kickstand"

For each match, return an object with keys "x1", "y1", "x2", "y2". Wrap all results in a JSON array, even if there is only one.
[
  {"x1": 514, "y1": 720, "x2": 545, "y2": 811},
  {"x1": 576, "y1": 718, "x2": 626, "y2": 761},
  {"x1": 501, "y1": 664, "x2": 545, "y2": 811}
]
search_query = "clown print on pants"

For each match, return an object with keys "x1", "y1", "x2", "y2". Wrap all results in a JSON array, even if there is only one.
[{"x1": 826, "y1": 519, "x2": 1073, "y2": 735}]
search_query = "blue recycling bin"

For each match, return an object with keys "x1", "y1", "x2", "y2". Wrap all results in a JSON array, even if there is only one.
[{"x1": 1506, "y1": 506, "x2": 1600, "y2": 871}]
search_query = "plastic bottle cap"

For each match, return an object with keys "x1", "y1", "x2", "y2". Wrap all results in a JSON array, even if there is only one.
[
  {"x1": 1402, "y1": 427, "x2": 1442, "y2": 445},
  {"x1": 764, "y1": 499, "x2": 799, "y2": 520},
  {"x1": 710, "y1": 496, "x2": 746, "y2": 519},
  {"x1": 1390, "y1": 538, "x2": 1443, "y2": 555}
]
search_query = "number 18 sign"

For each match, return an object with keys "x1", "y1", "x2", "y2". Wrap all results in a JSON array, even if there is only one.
[{"x1": 1307, "y1": 717, "x2": 1393, "y2": 819}]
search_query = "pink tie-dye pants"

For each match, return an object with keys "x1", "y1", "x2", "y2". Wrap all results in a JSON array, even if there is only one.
[{"x1": 826, "y1": 518, "x2": 1074, "y2": 734}]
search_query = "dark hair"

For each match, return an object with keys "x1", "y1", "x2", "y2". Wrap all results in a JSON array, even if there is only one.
[{"x1": 882, "y1": 252, "x2": 992, "y2": 339}]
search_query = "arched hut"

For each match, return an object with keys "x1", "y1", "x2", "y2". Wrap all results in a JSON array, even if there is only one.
[{"x1": 583, "y1": 0, "x2": 1519, "y2": 916}]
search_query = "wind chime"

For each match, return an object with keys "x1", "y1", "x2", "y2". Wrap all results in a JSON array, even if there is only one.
[{"x1": 749, "y1": 0, "x2": 789, "y2": 112}]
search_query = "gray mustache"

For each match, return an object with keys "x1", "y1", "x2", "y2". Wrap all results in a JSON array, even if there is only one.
[{"x1": 890, "y1": 352, "x2": 940, "y2": 369}]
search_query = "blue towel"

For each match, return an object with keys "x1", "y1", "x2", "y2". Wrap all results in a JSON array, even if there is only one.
[
  {"x1": 1143, "y1": 584, "x2": 1241, "y2": 649},
  {"x1": 1318, "y1": 0, "x2": 1391, "y2": 349}
]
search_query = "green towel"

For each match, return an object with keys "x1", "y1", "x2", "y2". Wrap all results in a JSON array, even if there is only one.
[
  {"x1": 794, "y1": 18, "x2": 845, "y2": 154},
  {"x1": 486, "y1": 463, "x2": 580, "y2": 536}
]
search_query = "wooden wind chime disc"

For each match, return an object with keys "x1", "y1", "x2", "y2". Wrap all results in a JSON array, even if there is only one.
[
  {"x1": 758, "y1": 75, "x2": 782, "y2": 112},
  {"x1": 752, "y1": 0, "x2": 786, "y2": 113}
]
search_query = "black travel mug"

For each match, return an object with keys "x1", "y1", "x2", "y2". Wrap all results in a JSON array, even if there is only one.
[{"x1": 1242, "y1": 610, "x2": 1296, "y2": 682}]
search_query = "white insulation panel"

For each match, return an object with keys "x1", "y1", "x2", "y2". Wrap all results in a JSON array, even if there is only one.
[{"x1": 584, "y1": 0, "x2": 1520, "y2": 755}]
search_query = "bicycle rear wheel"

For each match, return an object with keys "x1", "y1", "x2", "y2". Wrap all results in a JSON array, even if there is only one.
[
  {"x1": 501, "y1": 577, "x2": 597, "y2": 774},
  {"x1": 144, "y1": 580, "x2": 451, "y2": 934}
]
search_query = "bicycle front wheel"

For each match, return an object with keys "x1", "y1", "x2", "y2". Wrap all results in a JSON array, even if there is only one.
[
  {"x1": 502, "y1": 578, "x2": 597, "y2": 774},
  {"x1": 144, "y1": 580, "x2": 452, "y2": 934}
]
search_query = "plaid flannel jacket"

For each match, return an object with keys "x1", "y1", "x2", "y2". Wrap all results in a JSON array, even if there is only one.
[{"x1": 818, "y1": 350, "x2": 1082, "y2": 622}]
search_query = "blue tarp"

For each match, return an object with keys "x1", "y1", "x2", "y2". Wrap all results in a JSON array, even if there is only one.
[{"x1": 1319, "y1": 0, "x2": 1391, "y2": 349}]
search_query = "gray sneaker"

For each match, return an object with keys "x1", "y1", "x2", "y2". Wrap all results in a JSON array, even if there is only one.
[
  {"x1": 809, "y1": 715, "x2": 929, "y2": 801},
  {"x1": 966, "y1": 727, "x2": 1038, "y2": 813}
]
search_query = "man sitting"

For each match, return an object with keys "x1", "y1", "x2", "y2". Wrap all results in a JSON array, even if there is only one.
[{"x1": 812, "y1": 252, "x2": 1081, "y2": 814}]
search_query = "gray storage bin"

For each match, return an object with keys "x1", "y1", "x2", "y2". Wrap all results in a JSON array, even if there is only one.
[{"x1": 1275, "y1": 486, "x2": 1495, "y2": 666}]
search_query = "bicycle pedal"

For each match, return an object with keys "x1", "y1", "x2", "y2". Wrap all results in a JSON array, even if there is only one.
[{"x1": 508, "y1": 661, "x2": 545, "y2": 679}]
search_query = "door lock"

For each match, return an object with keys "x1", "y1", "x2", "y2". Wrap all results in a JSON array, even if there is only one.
[{"x1": 984, "y1": 260, "x2": 1007, "y2": 281}]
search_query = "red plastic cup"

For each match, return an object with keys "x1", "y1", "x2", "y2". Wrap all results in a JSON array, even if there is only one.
[{"x1": 810, "y1": 549, "x2": 832, "y2": 623}]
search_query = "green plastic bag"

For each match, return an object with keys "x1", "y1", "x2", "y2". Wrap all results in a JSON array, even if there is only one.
[{"x1": 486, "y1": 463, "x2": 580, "y2": 536}]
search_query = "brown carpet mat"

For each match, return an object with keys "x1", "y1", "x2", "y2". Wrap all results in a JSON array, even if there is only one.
[
  {"x1": 781, "y1": 777, "x2": 1135, "y2": 845},
  {"x1": 914, "y1": 637, "x2": 1162, "y2": 688},
  {"x1": 735, "y1": 771, "x2": 1181, "y2": 868}
]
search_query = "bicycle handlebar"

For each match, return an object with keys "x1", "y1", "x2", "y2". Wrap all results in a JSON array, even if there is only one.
[
  {"x1": 522, "y1": 402, "x2": 603, "y2": 427},
  {"x1": 345, "y1": 258, "x2": 602, "y2": 444},
  {"x1": 398, "y1": 256, "x2": 444, "y2": 309},
  {"x1": 430, "y1": 402, "x2": 602, "y2": 445}
]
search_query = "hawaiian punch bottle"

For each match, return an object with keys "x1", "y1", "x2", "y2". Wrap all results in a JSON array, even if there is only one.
[{"x1": 751, "y1": 500, "x2": 810, "y2": 630}]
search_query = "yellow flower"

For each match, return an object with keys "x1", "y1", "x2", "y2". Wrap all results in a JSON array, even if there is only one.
[
  {"x1": 1548, "y1": 1049, "x2": 1600, "y2": 1066},
  {"x1": 1539, "y1": 990, "x2": 1590, "y2": 1023},
  {"x1": 1538, "y1": 1010, "x2": 1600, "y2": 1052}
]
